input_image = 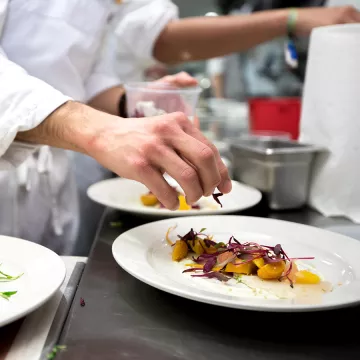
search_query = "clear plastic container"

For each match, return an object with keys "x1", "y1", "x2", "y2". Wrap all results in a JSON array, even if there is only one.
[{"x1": 124, "y1": 82, "x2": 202, "y2": 122}]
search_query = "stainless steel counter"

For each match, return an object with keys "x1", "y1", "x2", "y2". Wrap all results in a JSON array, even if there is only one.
[{"x1": 57, "y1": 203, "x2": 359, "y2": 360}]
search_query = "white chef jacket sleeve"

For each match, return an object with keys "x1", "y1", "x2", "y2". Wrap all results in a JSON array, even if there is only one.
[
  {"x1": 0, "y1": 48, "x2": 71, "y2": 169},
  {"x1": 112, "y1": 0, "x2": 178, "y2": 83}
]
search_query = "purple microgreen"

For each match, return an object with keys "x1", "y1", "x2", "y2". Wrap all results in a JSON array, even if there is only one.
[
  {"x1": 212, "y1": 192, "x2": 223, "y2": 207},
  {"x1": 204, "y1": 257, "x2": 217, "y2": 273},
  {"x1": 191, "y1": 271, "x2": 231, "y2": 282},
  {"x1": 204, "y1": 239, "x2": 217, "y2": 247},
  {"x1": 274, "y1": 244, "x2": 282, "y2": 256}
]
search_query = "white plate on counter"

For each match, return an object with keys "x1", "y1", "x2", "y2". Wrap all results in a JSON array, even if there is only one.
[
  {"x1": 112, "y1": 215, "x2": 360, "y2": 312},
  {"x1": 0, "y1": 236, "x2": 66, "y2": 327},
  {"x1": 87, "y1": 178, "x2": 262, "y2": 217}
]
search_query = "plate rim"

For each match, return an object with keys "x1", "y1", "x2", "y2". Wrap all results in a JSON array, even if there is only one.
[
  {"x1": 112, "y1": 215, "x2": 360, "y2": 313},
  {"x1": 87, "y1": 178, "x2": 262, "y2": 216},
  {"x1": 0, "y1": 236, "x2": 66, "y2": 327}
]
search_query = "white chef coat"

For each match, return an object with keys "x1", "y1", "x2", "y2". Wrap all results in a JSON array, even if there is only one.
[
  {"x1": 0, "y1": 0, "x2": 179, "y2": 255},
  {"x1": 95, "y1": 0, "x2": 178, "y2": 84}
]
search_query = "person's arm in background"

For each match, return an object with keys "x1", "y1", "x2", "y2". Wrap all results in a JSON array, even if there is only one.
[{"x1": 154, "y1": 6, "x2": 360, "y2": 64}]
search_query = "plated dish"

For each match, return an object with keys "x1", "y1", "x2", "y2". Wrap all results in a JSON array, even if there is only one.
[
  {"x1": 112, "y1": 215, "x2": 360, "y2": 312},
  {"x1": 0, "y1": 236, "x2": 65, "y2": 327},
  {"x1": 0, "y1": 265, "x2": 23, "y2": 301},
  {"x1": 168, "y1": 227, "x2": 331, "y2": 301},
  {"x1": 87, "y1": 178, "x2": 262, "y2": 217}
]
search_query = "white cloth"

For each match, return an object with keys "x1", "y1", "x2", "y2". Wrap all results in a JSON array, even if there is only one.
[{"x1": 95, "y1": 0, "x2": 178, "y2": 84}]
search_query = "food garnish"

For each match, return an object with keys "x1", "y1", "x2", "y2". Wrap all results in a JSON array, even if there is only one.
[
  {"x1": 169, "y1": 228, "x2": 320, "y2": 288},
  {"x1": 0, "y1": 265, "x2": 23, "y2": 301},
  {"x1": 47, "y1": 345, "x2": 67, "y2": 359},
  {"x1": 0, "y1": 291, "x2": 17, "y2": 300},
  {"x1": 212, "y1": 192, "x2": 223, "y2": 207}
]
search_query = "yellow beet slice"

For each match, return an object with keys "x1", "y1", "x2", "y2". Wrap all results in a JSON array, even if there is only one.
[
  {"x1": 178, "y1": 195, "x2": 191, "y2": 210},
  {"x1": 189, "y1": 239, "x2": 205, "y2": 255},
  {"x1": 253, "y1": 258, "x2": 265, "y2": 268},
  {"x1": 172, "y1": 240, "x2": 188, "y2": 261},
  {"x1": 257, "y1": 261, "x2": 286, "y2": 280},
  {"x1": 185, "y1": 264, "x2": 221, "y2": 271},
  {"x1": 225, "y1": 262, "x2": 256, "y2": 275},
  {"x1": 140, "y1": 193, "x2": 158, "y2": 206},
  {"x1": 294, "y1": 270, "x2": 321, "y2": 284}
]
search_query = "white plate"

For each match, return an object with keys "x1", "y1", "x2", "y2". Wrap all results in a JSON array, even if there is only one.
[
  {"x1": 112, "y1": 215, "x2": 360, "y2": 312},
  {"x1": 0, "y1": 236, "x2": 66, "y2": 327},
  {"x1": 87, "y1": 178, "x2": 261, "y2": 216}
]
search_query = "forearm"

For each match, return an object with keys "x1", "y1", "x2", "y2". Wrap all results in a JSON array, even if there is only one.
[
  {"x1": 87, "y1": 86, "x2": 125, "y2": 116},
  {"x1": 16, "y1": 101, "x2": 111, "y2": 154},
  {"x1": 154, "y1": 9, "x2": 288, "y2": 64}
]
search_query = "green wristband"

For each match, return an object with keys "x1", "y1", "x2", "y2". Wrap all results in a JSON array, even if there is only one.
[{"x1": 287, "y1": 8, "x2": 298, "y2": 38}]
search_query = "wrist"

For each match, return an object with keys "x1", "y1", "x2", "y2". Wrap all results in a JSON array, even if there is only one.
[
  {"x1": 45, "y1": 101, "x2": 121, "y2": 155},
  {"x1": 63, "y1": 102, "x2": 124, "y2": 156}
]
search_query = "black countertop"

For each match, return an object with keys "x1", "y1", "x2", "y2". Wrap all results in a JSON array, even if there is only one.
[{"x1": 58, "y1": 203, "x2": 359, "y2": 360}]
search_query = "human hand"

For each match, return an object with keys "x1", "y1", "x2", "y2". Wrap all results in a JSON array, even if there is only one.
[
  {"x1": 154, "y1": 71, "x2": 198, "y2": 87},
  {"x1": 296, "y1": 6, "x2": 360, "y2": 36},
  {"x1": 87, "y1": 111, "x2": 231, "y2": 210}
]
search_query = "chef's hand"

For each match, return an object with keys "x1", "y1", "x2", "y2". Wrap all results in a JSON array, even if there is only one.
[
  {"x1": 154, "y1": 71, "x2": 198, "y2": 87},
  {"x1": 87, "y1": 109, "x2": 231, "y2": 210},
  {"x1": 296, "y1": 6, "x2": 360, "y2": 36}
]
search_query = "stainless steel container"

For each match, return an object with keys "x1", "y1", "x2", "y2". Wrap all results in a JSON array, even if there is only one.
[{"x1": 230, "y1": 138, "x2": 324, "y2": 210}]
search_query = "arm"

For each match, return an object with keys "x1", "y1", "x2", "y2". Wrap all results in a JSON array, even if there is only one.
[
  {"x1": 0, "y1": 48, "x2": 71, "y2": 167},
  {"x1": 154, "y1": 6, "x2": 360, "y2": 64},
  {"x1": 17, "y1": 100, "x2": 232, "y2": 210}
]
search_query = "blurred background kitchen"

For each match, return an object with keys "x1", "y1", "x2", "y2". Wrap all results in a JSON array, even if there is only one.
[{"x1": 74, "y1": 0, "x2": 360, "y2": 256}]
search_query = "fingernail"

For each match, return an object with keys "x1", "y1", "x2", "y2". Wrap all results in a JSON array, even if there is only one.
[{"x1": 219, "y1": 179, "x2": 232, "y2": 194}]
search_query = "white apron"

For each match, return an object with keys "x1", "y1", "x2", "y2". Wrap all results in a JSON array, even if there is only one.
[{"x1": 0, "y1": 0, "x2": 111, "y2": 254}]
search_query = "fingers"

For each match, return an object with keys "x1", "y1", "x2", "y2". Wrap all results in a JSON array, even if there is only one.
[
  {"x1": 193, "y1": 116, "x2": 200, "y2": 129},
  {"x1": 177, "y1": 118, "x2": 232, "y2": 195},
  {"x1": 350, "y1": 10, "x2": 360, "y2": 23},
  {"x1": 134, "y1": 157, "x2": 179, "y2": 210},
  {"x1": 147, "y1": 112, "x2": 232, "y2": 203},
  {"x1": 170, "y1": 133, "x2": 221, "y2": 197},
  {"x1": 152, "y1": 112, "x2": 232, "y2": 196},
  {"x1": 148, "y1": 145, "x2": 203, "y2": 204},
  {"x1": 157, "y1": 71, "x2": 198, "y2": 87}
]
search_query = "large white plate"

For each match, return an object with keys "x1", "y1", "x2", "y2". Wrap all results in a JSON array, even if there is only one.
[
  {"x1": 0, "y1": 236, "x2": 66, "y2": 327},
  {"x1": 87, "y1": 178, "x2": 261, "y2": 216},
  {"x1": 112, "y1": 215, "x2": 360, "y2": 312}
]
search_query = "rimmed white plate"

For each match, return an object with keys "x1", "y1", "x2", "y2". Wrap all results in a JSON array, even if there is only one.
[
  {"x1": 0, "y1": 236, "x2": 66, "y2": 327},
  {"x1": 112, "y1": 215, "x2": 360, "y2": 312},
  {"x1": 87, "y1": 178, "x2": 261, "y2": 216}
]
